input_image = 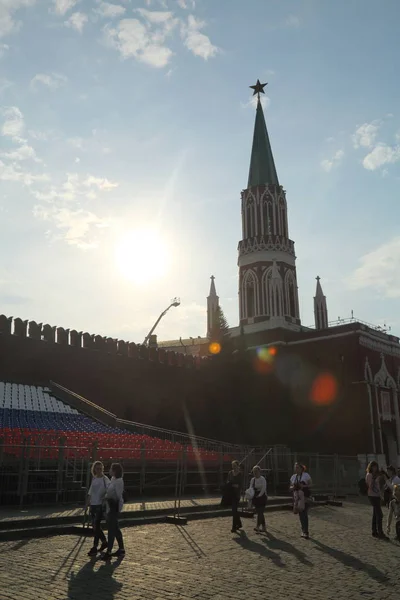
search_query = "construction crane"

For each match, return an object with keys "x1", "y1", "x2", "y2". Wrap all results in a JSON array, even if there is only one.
[{"x1": 143, "y1": 298, "x2": 181, "y2": 346}]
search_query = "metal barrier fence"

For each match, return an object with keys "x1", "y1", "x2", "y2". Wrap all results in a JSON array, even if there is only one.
[{"x1": 0, "y1": 439, "x2": 363, "y2": 507}]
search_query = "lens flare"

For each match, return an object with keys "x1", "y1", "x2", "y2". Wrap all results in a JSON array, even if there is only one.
[
  {"x1": 310, "y1": 372, "x2": 338, "y2": 406},
  {"x1": 209, "y1": 342, "x2": 221, "y2": 355},
  {"x1": 253, "y1": 346, "x2": 277, "y2": 374}
]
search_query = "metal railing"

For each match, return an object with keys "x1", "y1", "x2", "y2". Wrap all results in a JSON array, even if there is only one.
[{"x1": 0, "y1": 438, "x2": 363, "y2": 507}]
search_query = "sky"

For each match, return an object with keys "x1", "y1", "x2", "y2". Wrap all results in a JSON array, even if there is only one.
[{"x1": 0, "y1": 0, "x2": 400, "y2": 343}]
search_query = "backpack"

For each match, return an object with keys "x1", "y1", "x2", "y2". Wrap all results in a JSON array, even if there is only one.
[{"x1": 358, "y1": 478, "x2": 368, "y2": 495}]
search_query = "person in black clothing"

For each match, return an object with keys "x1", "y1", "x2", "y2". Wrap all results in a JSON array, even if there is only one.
[{"x1": 227, "y1": 460, "x2": 243, "y2": 533}]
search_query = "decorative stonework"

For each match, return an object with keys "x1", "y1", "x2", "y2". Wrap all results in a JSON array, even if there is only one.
[
  {"x1": 374, "y1": 353, "x2": 397, "y2": 388},
  {"x1": 359, "y1": 334, "x2": 400, "y2": 357},
  {"x1": 238, "y1": 234, "x2": 295, "y2": 257}
]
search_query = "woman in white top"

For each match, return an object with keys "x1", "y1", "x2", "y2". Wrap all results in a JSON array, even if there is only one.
[
  {"x1": 290, "y1": 463, "x2": 312, "y2": 539},
  {"x1": 250, "y1": 465, "x2": 267, "y2": 532},
  {"x1": 102, "y1": 463, "x2": 125, "y2": 561},
  {"x1": 86, "y1": 461, "x2": 110, "y2": 556}
]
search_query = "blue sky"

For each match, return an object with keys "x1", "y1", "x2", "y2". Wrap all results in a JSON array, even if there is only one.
[{"x1": 1, "y1": 0, "x2": 400, "y2": 342}]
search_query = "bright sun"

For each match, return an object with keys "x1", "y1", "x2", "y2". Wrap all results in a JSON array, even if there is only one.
[{"x1": 115, "y1": 228, "x2": 170, "y2": 285}]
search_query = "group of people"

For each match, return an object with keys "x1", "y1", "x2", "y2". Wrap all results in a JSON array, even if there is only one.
[
  {"x1": 85, "y1": 457, "x2": 400, "y2": 557},
  {"x1": 226, "y1": 460, "x2": 312, "y2": 539},
  {"x1": 365, "y1": 461, "x2": 400, "y2": 540},
  {"x1": 86, "y1": 461, "x2": 125, "y2": 561},
  {"x1": 227, "y1": 459, "x2": 400, "y2": 542}
]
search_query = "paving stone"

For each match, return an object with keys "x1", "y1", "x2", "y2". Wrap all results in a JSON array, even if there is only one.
[{"x1": 0, "y1": 502, "x2": 399, "y2": 599}]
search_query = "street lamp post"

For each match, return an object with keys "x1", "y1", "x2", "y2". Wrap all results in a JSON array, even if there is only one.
[{"x1": 143, "y1": 298, "x2": 181, "y2": 346}]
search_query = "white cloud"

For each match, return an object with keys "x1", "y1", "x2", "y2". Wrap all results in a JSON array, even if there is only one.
[
  {"x1": 285, "y1": 14, "x2": 301, "y2": 28},
  {"x1": 28, "y1": 129, "x2": 54, "y2": 141},
  {"x1": 0, "y1": 43, "x2": 9, "y2": 57},
  {"x1": 136, "y1": 8, "x2": 174, "y2": 24},
  {"x1": 33, "y1": 205, "x2": 108, "y2": 250},
  {"x1": 32, "y1": 172, "x2": 116, "y2": 249},
  {"x1": 181, "y1": 15, "x2": 218, "y2": 60},
  {"x1": 1, "y1": 142, "x2": 41, "y2": 163},
  {"x1": 1, "y1": 106, "x2": 24, "y2": 138},
  {"x1": 94, "y1": 2, "x2": 126, "y2": 19},
  {"x1": 0, "y1": 0, "x2": 36, "y2": 39},
  {"x1": 347, "y1": 237, "x2": 400, "y2": 298},
  {"x1": 320, "y1": 149, "x2": 344, "y2": 172},
  {"x1": 83, "y1": 175, "x2": 118, "y2": 190},
  {"x1": 104, "y1": 18, "x2": 173, "y2": 68},
  {"x1": 0, "y1": 160, "x2": 49, "y2": 186},
  {"x1": 52, "y1": 0, "x2": 78, "y2": 16},
  {"x1": 30, "y1": 72, "x2": 67, "y2": 90},
  {"x1": 362, "y1": 143, "x2": 400, "y2": 171},
  {"x1": 176, "y1": 0, "x2": 196, "y2": 8},
  {"x1": 352, "y1": 121, "x2": 380, "y2": 149},
  {"x1": 65, "y1": 11, "x2": 88, "y2": 33}
]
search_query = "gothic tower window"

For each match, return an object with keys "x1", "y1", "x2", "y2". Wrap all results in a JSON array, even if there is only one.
[
  {"x1": 246, "y1": 200, "x2": 255, "y2": 238},
  {"x1": 247, "y1": 284, "x2": 255, "y2": 318},
  {"x1": 280, "y1": 204, "x2": 287, "y2": 237},
  {"x1": 242, "y1": 270, "x2": 258, "y2": 319},
  {"x1": 285, "y1": 271, "x2": 297, "y2": 318}
]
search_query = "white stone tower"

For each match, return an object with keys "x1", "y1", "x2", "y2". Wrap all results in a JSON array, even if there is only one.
[{"x1": 238, "y1": 81, "x2": 300, "y2": 331}]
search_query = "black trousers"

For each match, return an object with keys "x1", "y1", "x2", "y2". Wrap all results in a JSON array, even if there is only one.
[
  {"x1": 231, "y1": 495, "x2": 242, "y2": 529},
  {"x1": 90, "y1": 505, "x2": 107, "y2": 548},
  {"x1": 255, "y1": 506, "x2": 266, "y2": 528},
  {"x1": 107, "y1": 506, "x2": 124, "y2": 553},
  {"x1": 368, "y1": 496, "x2": 383, "y2": 533},
  {"x1": 299, "y1": 504, "x2": 309, "y2": 534}
]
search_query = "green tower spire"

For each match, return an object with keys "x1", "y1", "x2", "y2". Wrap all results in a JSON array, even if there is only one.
[{"x1": 247, "y1": 81, "x2": 279, "y2": 188}]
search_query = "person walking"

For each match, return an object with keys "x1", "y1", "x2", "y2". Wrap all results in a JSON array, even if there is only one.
[
  {"x1": 290, "y1": 463, "x2": 312, "y2": 539},
  {"x1": 101, "y1": 463, "x2": 125, "y2": 560},
  {"x1": 366, "y1": 460, "x2": 388, "y2": 539},
  {"x1": 384, "y1": 465, "x2": 400, "y2": 506},
  {"x1": 86, "y1": 461, "x2": 110, "y2": 556},
  {"x1": 227, "y1": 460, "x2": 243, "y2": 533},
  {"x1": 250, "y1": 466, "x2": 267, "y2": 533},
  {"x1": 386, "y1": 484, "x2": 400, "y2": 541}
]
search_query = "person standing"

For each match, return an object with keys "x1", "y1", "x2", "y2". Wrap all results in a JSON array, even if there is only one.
[
  {"x1": 386, "y1": 484, "x2": 400, "y2": 541},
  {"x1": 384, "y1": 465, "x2": 400, "y2": 506},
  {"x1": 290, "y1": 463, "x2": 312, "y2": 539},
  {"x1": 366, "y1": 460, "x2": 388, "y2": 539},
  {"x1": 227, "y1": 460, "x2": 243, "y2": 533},
  {"x1": 250, "y1": 466, "x2": 267, "y2": 533},
  {"x1": 86, "y1": 461, "x2": 110, "y2": 556},
  {"x1": 102, "y1": 463, "x2": 125, "y2": 560}
]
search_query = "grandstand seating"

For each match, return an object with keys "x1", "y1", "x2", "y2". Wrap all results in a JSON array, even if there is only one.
[{"x1": 0, "y1": 381, "x2": 227, "y2": 463}]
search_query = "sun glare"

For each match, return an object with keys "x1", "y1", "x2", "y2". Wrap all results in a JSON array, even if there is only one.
[{"x1": 115, "y1": 228, "x2": 170, "y2": 285}]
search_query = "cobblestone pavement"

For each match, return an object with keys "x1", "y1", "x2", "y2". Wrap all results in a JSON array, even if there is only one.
[{"x1": 0, "y1": 502, "x2": 399, "y2": 600}]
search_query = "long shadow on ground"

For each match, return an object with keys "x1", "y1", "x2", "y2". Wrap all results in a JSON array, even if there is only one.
[
  {"x1": 68, "y1": 558, "x2": 123, "y2": 599},
  {"x1": 312, "y1": 539, "x2": 389, "y2": 583},
  {"x1": 262, "y1": 532, "x2": 313, "y2": 566},
  {"x1": 232, "y1": 531, "x2": 285, "y2": 568}
]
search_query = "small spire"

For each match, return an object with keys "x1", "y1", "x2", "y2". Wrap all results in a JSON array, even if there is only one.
[
  {"x1": 315, "y1": 275, "x2": 324, "y2": 297},
  {"x1": 314, "y1": 276, "x2": 328, "y2": 329},
  {"x1": 209, "y1": 275, "x2": 217, "y2": 297},
  {"x1": 247, "y1": 81, "x2": 279, "y2": 188},
  {"x1": 207, "y1": 276, "x2": 219, "y2": 337}
]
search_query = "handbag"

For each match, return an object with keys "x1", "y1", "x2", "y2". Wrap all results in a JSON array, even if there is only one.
[{"x1": 245, "y1": 486, "x2": 255, "y2": 500}]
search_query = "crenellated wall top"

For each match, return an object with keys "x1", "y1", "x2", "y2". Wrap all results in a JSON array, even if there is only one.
[{"x1": 0, "y1": 314, "x2": 205, "y2": 369}]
